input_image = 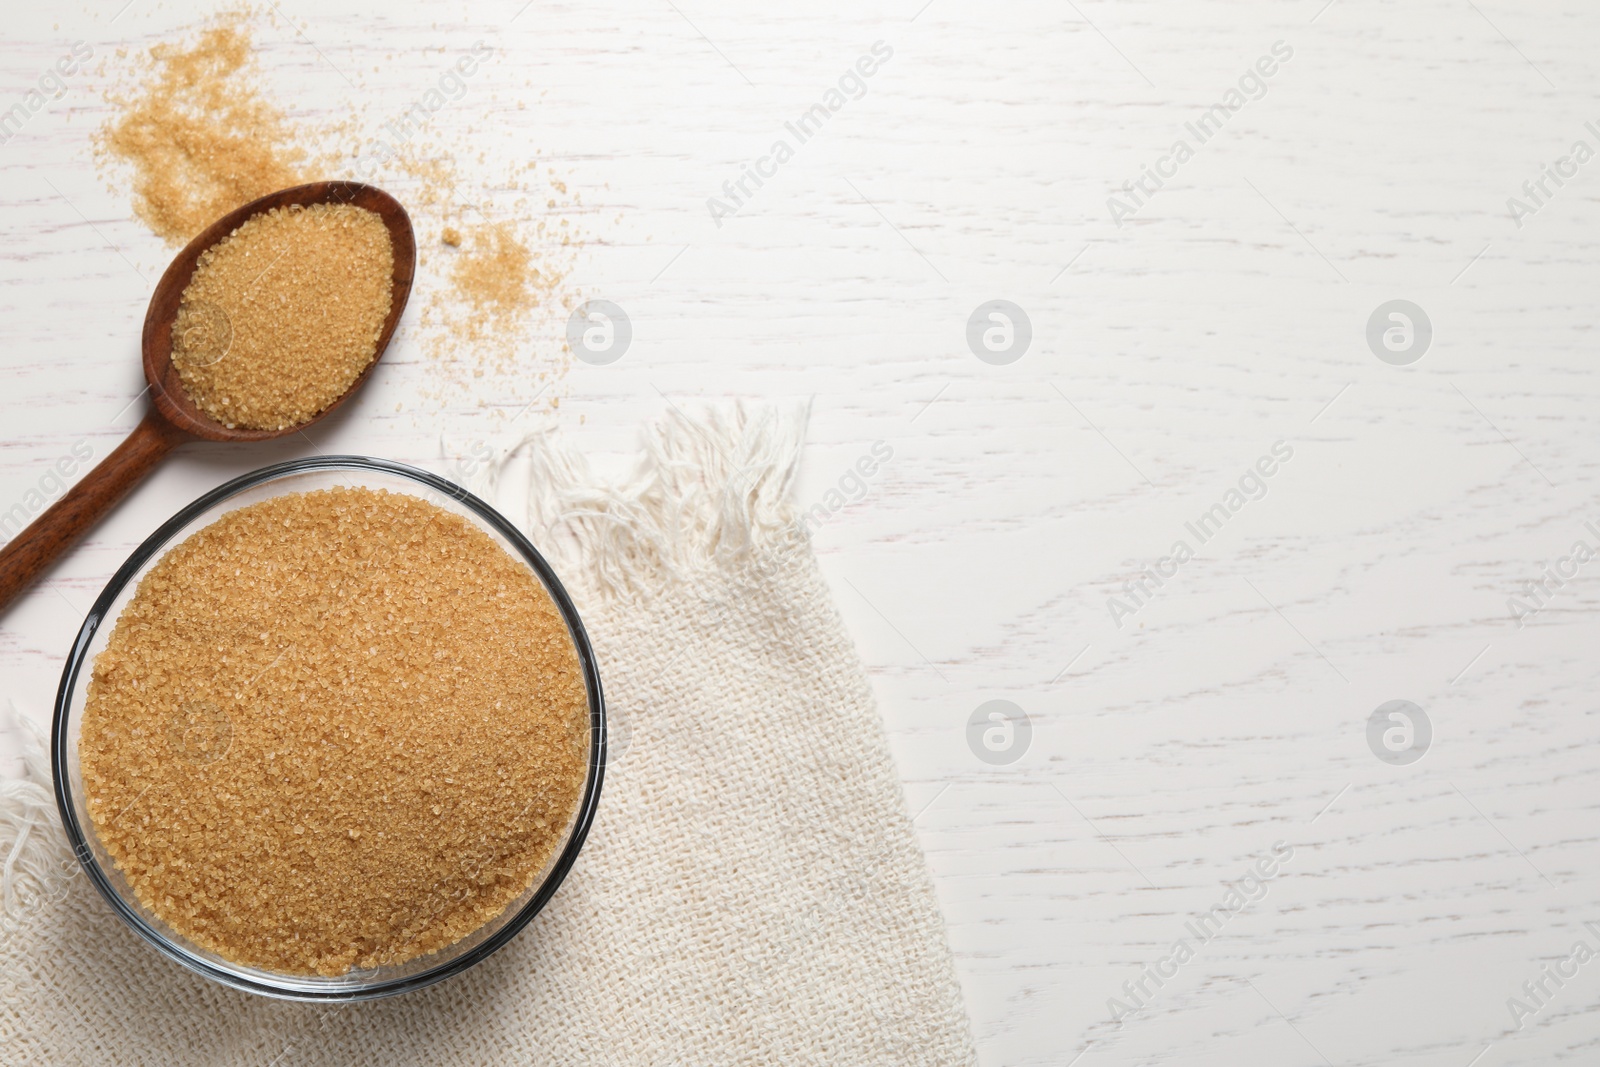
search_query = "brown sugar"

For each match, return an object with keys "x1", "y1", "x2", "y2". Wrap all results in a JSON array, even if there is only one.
[
  {"x1": 398, "y1": 149, "x2": 582, "y2": 393},
  {"x1": 172, "y1": 202, "x2": 393, "y2": 431},
  {"x1": 451, "y1": 224, "x2": 540, "y2": 317},
  {"x1": 78, "y1": 487, "x2": 591, "y2": 977},
  {"x1": 97, "y1": 19, "x2": 310, "y2": 245},
  {"x1": 421, "y1": 208, "x2": 577, "y2": 386},
  {"x1": 96, "y1": 10, "x2": 590, "y2": 410}
]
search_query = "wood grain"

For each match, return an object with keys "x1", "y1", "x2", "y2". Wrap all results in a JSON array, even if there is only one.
[
  {"x1": 2, "y1": 2, "x2": 1599, "y2": 1065},
  {"x1": 0, "y1": 411, "x2": 184, "y2": 615}
]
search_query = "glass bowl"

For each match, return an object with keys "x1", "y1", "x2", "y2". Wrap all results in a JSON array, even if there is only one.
[{"x1": 51, "y1": 456, "x2": 605, "y2": 1001}]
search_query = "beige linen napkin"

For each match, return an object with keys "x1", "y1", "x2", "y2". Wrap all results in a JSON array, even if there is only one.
[{"x1": 0, "y1": 404, "x2": 975, "y2": 1066}]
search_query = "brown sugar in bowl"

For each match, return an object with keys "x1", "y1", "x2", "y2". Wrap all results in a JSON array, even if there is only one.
[{"x1": 52, "y1": 456, "x2": 605, "y2": 1001}]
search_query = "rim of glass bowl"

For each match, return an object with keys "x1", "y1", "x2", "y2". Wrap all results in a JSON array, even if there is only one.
[{"x1": 51, "y1": 455, "x2": 606, "y2": 1002}]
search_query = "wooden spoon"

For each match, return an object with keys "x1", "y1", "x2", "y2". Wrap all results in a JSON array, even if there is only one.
[{"x1": 0, "y1": 181, "x2": 415, "y2": 615}]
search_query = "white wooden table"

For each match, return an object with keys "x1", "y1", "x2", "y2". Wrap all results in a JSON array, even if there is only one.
[{"x1": 4, "y1": 2, "x2": 1599, "y2": 1063}]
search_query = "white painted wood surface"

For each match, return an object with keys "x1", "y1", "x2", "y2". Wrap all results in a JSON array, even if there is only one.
[{"x1": 4, "y1": 1, "x2": 1599, "y2": 1063}]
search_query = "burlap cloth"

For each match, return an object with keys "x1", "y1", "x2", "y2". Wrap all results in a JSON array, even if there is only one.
[{"x1": 0, "y1": 405, "x2": 975, "y2": 1066}]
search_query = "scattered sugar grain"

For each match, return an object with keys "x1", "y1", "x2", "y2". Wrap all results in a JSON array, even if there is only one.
[
  {"x1": 97, "y1": 18, "x2": 310, "y2": 244},
  {"x1": 98, "y1": 12, "x2": 590, "y2": 409}
]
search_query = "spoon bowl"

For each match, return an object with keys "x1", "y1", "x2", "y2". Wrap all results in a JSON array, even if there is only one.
[
  {"x1": 143, "y1": 181, "x2": 415, "y2": 442},
  {"x1": 0, "y1": 181, "x2": 415, "y2": 613}
]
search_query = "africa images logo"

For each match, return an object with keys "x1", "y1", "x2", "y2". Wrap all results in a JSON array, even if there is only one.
[
  {"x1": 707, "y1": 42, "x2": 894, "y2": 226},
  {"x1": 1107, "y1": 41, "x2": 1293, "y2": 227},
  {"x1": 1107, "y1": 442, "x2": 1293, "y2": 628}
]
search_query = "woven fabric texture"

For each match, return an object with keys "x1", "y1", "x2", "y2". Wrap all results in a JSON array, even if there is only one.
[{"x1": 0, "y1": 404, "x2": 975, "y2": 1066}]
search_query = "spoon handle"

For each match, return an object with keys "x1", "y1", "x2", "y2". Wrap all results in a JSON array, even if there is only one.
[{"x1": 0, "y1": 412, "x2": 187, "y2": 616}]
